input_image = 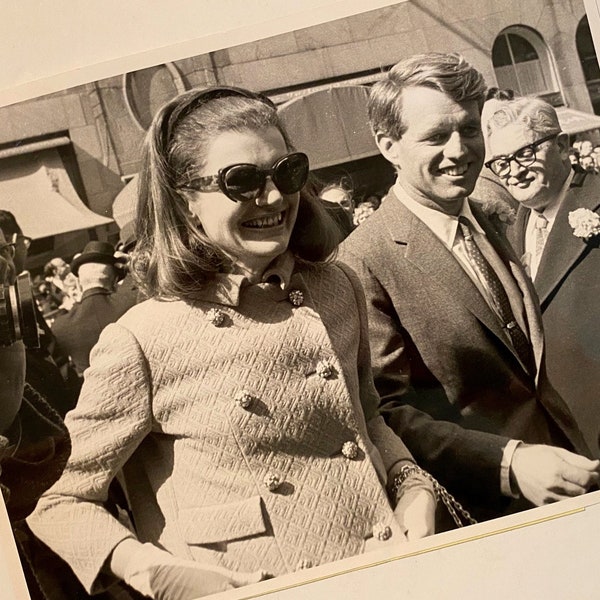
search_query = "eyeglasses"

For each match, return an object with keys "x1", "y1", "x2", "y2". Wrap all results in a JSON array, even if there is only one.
[
  {"x1": 485, "y1": 133, "x2": 560, "y2": 177},
  {"x1": 181, "y1": 152, "x2": 310, "y2": 203}
]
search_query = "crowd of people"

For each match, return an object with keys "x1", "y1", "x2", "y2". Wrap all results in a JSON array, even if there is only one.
[
  {"x1": 1, "y1": 51, "x2": 599, "y2": 600},
  {"x1": 569, "y1": 138, "x2": 600, "y2": 174}
]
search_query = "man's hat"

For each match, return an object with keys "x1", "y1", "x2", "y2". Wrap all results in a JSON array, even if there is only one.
[{"x1": 70, "y1": 241, "x2": 126, "y2": 280}]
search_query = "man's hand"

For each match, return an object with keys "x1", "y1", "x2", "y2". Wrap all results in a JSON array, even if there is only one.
[
  {"x1": 394, "y1": 485, "x2": 436, "y2": 541},
  {"x1": 511, "y1": 444, "x2": 600, "y2": 505}
]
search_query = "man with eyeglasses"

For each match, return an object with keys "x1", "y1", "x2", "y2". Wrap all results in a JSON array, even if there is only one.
[
  {"x1": 487, "y1": 96, "x2": 600, "y2": 456},
  {"x1": 0, "y1": 210, "x2": 79, "y2": 416},
  {"x1": 340, "y1": 53, "x2": 598, "y2": 524}
]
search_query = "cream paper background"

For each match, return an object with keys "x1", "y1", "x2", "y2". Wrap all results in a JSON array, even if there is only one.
[{"x1": 2, "y1": 0, "x2": 600, "y2": 598}]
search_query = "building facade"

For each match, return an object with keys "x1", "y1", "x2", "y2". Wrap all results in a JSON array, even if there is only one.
[{"x1": 0, "y1": 0, "x2": 596, "y2": 268}]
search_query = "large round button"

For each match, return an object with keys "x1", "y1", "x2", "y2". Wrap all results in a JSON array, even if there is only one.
[
  {"x1": 341, "y1": 441, "x2": 358, "y2": 459},
  {"x1": 373, "y1": 522, "x2": 392, "y2": 541},
  {"x1": 288, "y1": 289, "x2": 304, "y2": 306},
  {"x1": 206, "y1": 308, "x2": 226, "y2": 326},
  {"x1": 264, "y1": 473, "x2": 282, "y2": 492},
  {"x1": 316, "y1": 360, "x2": 334, "y2": 379},
  {"x1": 234, "y1": 390, "x2": 254, "y2": 409}
]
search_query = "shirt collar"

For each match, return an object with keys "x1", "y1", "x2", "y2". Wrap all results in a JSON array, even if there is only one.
[
  {"x1": 194, "y1": 251, "x2": 296, "y2": 307},
  {"x1": 394, "y1": 182, "x2": 483, "y2": 250}
]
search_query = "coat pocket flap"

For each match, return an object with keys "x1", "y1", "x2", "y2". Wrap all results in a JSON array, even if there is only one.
[{"x1": 181, "y1": 495, "x2": 267, "y2": 545}]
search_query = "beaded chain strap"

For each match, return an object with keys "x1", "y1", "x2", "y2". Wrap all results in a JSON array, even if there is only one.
[{"x1": 392, "y1": 464, "x2": 477, "y2": 528}]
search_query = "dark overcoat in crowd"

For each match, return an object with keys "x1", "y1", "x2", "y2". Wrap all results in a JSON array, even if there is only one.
[
  {"x1": 339, "y1": 188, "x2": 590, "y2": 520},
  {"x1": 507, "y1": 174, "x2": 600, "y2": 456},
  {"x1": 52, "y1": 287, "x2": 137, "y2": 377}
]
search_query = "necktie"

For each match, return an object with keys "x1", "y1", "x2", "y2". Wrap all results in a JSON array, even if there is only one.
[
  {"x1": 458, "y1": 216, "x2": 535, "y2": 374},
  {"x1": 534, "y1": 212, "x2": 549, "y2": 263}
]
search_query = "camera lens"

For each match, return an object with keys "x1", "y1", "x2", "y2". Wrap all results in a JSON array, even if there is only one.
[{"x1": 0, "y1": 272, "x2": 40, "y2": 348}]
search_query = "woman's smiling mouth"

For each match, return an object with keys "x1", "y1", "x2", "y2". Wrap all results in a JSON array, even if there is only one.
[{"x1": 243, "y1": 211, "x2": 285, "y2": 229}]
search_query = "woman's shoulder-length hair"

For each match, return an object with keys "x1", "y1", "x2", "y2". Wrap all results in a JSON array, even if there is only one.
[{"x1": 131, "y1": 89, "x2": 341, "y2": 302}]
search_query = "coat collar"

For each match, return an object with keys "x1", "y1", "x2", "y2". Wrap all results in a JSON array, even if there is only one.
[{"x1": 515, "y1": 176, "x2": 600, "y2": 306}]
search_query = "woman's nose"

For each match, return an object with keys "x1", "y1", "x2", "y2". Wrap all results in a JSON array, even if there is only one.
[{"x1": 255, "y1": 178, "x2": 283, "y2": 207}]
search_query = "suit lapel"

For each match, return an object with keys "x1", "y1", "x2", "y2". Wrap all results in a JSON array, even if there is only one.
[
  {"x1": 535, "y1": 182, "x2": 600, "y2": 306},
  {"x1": 383, "y1": 191, "x2": 517, "y2": 361}
]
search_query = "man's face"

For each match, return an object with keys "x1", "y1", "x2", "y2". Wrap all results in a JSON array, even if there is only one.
[
  {"x1": 379, "y1": 86, "x2": 484, "y2": 214},
  {"x1": 487, "y1": 123, "x2": 569, "y2": 211}
]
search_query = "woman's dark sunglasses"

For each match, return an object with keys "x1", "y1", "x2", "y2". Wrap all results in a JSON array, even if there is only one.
[{"x1": 181, "y1": 152, "x2": 309, "y2": 203}]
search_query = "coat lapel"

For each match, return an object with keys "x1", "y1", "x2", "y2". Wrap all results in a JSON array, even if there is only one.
[
  {"x1": 383, "y1": 191, "x2": 518, "y2": 362},
  {"x1": 534, "y1": 182, "x2": 600, "y2": 306}
]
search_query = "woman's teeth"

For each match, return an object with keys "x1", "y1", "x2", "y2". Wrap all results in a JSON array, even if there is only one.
[{"x1": 244, "y1": 212, "x2": 284, "y2": 228}]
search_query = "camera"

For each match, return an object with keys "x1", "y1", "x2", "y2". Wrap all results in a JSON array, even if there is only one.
[{"x1": 0, "y1": 272, "x2": 40, "y2": 349}]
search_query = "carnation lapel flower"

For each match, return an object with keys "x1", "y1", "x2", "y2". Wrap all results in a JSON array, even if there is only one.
[{"x1": 568, "y1": 208, "x2": 600, "y2": 241}]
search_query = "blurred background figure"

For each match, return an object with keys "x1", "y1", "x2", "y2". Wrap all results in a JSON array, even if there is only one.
[
  {"x1": 353, "y1": 195, "x2": 381, "y2": 226},
  {"x1": 319, "y1": 180, "x2": 356, "y2": 238},
  {"x1": 43, "y1": 257, "x2": 82, "y2": 311},
  {"x1": 51, "y1": 241, "x2": 135, "y2": 379}
]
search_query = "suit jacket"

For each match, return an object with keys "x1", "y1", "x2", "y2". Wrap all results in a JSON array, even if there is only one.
[
  {"x1": 51, "y1": 286, "x2": 137, "y2": 376},
  {"x1": 340, "y1": 188, "x2": 589, "y2": 518},
  {"x1": 508, "y1": 174, "x2": 600, "y2": 455},
  {"x1": 28, "y1": 261, "x2": 412, "y2": 593}
]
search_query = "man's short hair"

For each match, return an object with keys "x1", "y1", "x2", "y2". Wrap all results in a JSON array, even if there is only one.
[
  {"x1": 0, "y1": 210, "x2": 22, "y2": 238},
  {"x1": 486, "y1": 96, "x2": 561, "y2": 139},
  {"x1": 368, "y1": 52, "x2": 486, "y2": 139}
]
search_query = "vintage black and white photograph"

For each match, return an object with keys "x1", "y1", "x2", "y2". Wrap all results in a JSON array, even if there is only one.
[{"x1": 2, "y1": 1, "x2": 600, "y2": 598}]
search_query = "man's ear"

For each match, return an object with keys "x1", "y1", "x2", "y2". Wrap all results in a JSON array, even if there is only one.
[
  {"x1": 556, "y1": 132, "x2": 570, "y2": 158},
  {"x1": 375, "y1": 132, "x2": 402, "y2": 167}
]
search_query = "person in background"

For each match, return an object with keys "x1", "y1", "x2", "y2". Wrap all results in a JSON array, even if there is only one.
[
  {"x1": 29, "y1": 86, "x2": 436, "y2": 600},
  {"x1": 339, "y1": 52, "x2": 598, "y2": 524},
  {"x1": 51, "y1": 241, "x2": 135, "y2": 378},
  {"x1": 353, "y1": 195, "x2": 381, "y2": 226},
  {"x1": 486, "y1": 96, "x2": 600, "y2": 455},
  {"x1": 43, "y1": 257, "x2": 81, "y2": 310},
  {"x1": 319, "y1": 180, "x2": 355, "y2": 238},
  {"x1": 0, "y1": 228, "x2": 74, "y2": 600},
  {"x1": 0, "y1": 210, "x2": 79, "y2": 417}
]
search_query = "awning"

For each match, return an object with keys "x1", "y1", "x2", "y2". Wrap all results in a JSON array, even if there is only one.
[
  {"x1": 0, "y1": 147, "x2": 113, "y2": 239},
  {"x1": 278, "y1": 85, "x2": 378, "y2": 170},
  {"x1": 556, "y1": 107, "x2": 600, "y2": 135},
  {"x1": 112, "y1": 174, "x2": 138, "y2": 229}
]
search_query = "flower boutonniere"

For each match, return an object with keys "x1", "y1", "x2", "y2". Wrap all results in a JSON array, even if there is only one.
[{"x1": 568, "y1": 208, "x2": 600, "y2": 241}]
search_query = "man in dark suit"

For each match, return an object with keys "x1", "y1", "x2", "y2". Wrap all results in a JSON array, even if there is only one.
[
  {"x1": 486, "y1": 96, "x2": 600, "y2": 456},
  {"x1": 52, "y1": 241, "x2": 136, "y2": 378},
  {"x1": 339, "y1": 53, "x2": 598, "y2": 521}
]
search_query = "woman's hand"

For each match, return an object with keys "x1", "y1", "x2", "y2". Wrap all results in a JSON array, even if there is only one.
[
  {"x1": 393, "y1": 485, "x2": 436, "y2": 541},
  {"x1": 113, "y1": 539, "x2": 268, "y2": 600}
]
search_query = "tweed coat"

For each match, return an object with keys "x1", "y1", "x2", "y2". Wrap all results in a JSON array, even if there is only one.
[
  {"x1": 52, "y1": 286, "x2": 138, "y2": 376},
  {"x1": 507, "y1": 174, "x2": 600, "y2": 455},
  {"x1": 339, "y1": 187, "x2": 590, "y2": 519},
  {"x1": 28, "y1": 258, "x2": 413, "y2": 594}
]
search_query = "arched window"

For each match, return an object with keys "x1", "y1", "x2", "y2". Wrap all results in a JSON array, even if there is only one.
[
  {"x1": 492, "y1": 26, "x2": 560, "y2": 100},
  {"x1": 124, "y1": 63, "x2": 186, "y2": 130},
  {"x1": 576, "y1": 15, "x2": 600, "y2": 114}
]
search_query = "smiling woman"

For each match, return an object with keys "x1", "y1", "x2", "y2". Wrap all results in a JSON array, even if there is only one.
[{"x1": 27, "y1": 86, "x2": 437, "y2": 600}]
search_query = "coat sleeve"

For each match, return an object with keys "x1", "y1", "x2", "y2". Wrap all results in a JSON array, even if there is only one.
[
  {"x1": 27, "y1": 322, "x2": 153, "y2": 594},
  {"x1": 338, "y1": 247, "x2": 510, "y2": 512},
  {"x1": 335, "y1": 261, "x2": 415, "y2": 475}
]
